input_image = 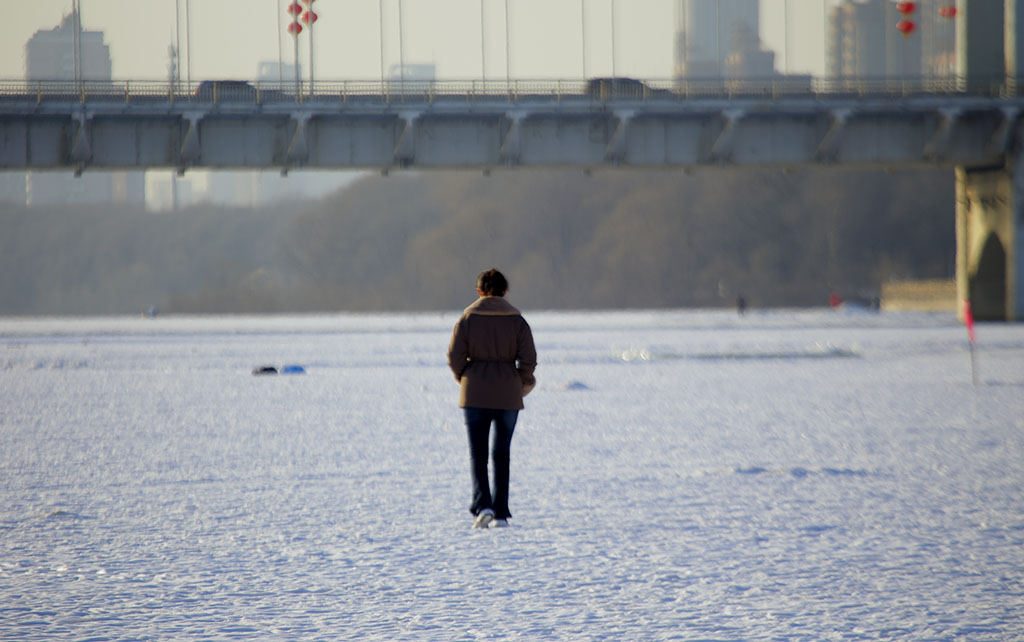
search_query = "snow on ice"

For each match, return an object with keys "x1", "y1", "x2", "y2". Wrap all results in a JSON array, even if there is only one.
[{"x1": 1, "y1": 309, "x2": 1023, "y2": 640}]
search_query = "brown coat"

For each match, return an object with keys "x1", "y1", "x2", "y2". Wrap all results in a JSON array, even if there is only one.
[{"x1": 447, "y1": 296, "x2": 537, "y2": 409}]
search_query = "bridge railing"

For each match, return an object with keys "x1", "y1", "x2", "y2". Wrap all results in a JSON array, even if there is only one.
[{"x1": 0, "y1": 76, "x2": 1018, "y2": 106}]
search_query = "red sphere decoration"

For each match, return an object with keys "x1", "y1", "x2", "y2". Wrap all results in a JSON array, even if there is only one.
[
  {"x1": 285, "y1": 2, "x2": 302, "y2": 15},
  {"x1": 287, "y1": 21, "x2": 303, "y2": 35},
  {"x1": 301, "y1": 10, "x2": 318, "y2": 25},
  {"x1": 938, "y1": 5, "x2": 958, "y2": 19},
  {"x1": 896, "y1": 19, "x2": 916, "y2": 37},
  {"x1": 896, "y1": 1, "x2": 917, "y2": 15}
]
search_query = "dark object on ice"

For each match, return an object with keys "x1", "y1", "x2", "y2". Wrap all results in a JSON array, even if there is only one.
[
  {"x1": 736, "y1": 295, "x2": 747, "y2": 315},
  {"x1": 281, "y1": 365, "x2": 306, "y2": 374},
  {"x1": 252, "y1": 366, "x2": 278, "y2": 375},
  {"x1": 829, "y1": 291, "x2": 880, "y2": 311},
  {"x1": 563, "y1": 381, "x2": 591, "y2": 391}
]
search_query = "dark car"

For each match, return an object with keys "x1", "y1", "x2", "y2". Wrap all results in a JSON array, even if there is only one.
[
  {"x1": 193, "y1": 80, "x2": 266, "y2": 104},
  {"x1": 585, "y1": 77, "x2": 674, "y2": 102},
  {"x1": 586, "y1": 77, "x2": 646, "y2": 100}
]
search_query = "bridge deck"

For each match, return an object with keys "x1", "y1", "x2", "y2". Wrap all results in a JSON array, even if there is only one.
[{"x1": 1, "y1": 78, "x2": 1021, "y2": 171}]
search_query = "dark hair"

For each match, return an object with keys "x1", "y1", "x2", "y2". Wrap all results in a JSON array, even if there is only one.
[{"x1": 476, "y1": 268, "x2": 508, "y2": 296}]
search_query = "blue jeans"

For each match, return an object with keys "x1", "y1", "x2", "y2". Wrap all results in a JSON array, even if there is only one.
[{"x1": 464, "y1": 407, "x2": 519, "y2": 520}]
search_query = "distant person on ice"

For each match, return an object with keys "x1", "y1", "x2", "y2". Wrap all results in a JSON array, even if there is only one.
[{"x1": 447, "y1": 268, "x2": 537, "y2": 529}]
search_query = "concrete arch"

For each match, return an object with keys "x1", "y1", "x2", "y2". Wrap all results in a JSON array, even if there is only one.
[{"x1": 969, "y1": 232, "x2": 1008, "y2": 320}]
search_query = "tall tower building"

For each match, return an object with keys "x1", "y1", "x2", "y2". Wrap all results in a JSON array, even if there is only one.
[
  {"x1": 25, "y1": 11, "x2": 111, "y2": 80},
  {"x1": 675, "y1": 0, "x2": 763, "y2": 79},
  {"x1": 24, "y1": 11, "x2": 144, "y2": 207},
  {"x1": 826, "y1": 0, "x2": 955, "y2": 83},
  {"x1": 920, "y1": 1, "x2": 958, "y2": 76},
  {"x1": 827, "y1": 0, "x2": 887, "y2": 79}
]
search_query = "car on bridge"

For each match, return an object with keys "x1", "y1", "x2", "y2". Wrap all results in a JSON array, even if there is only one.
[
  {"x1": 585, "y1": 77, "x2": 673, "y2": 101},
  {"x1": 192, "y1": 80, "x2": 288, "y2": 104}
]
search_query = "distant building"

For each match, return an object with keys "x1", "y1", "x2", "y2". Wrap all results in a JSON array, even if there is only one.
[
  {"x1": 920, "y1": 1, "x2": 958, "y2": 76},
  {"x1": 722, "y1": 20, "x2": 775, "y2": 79},
  {"x1": 827, "y1": 0, "x2": 879, "y2": 80},
  {"x1": 826, "y1": 0, "x2": 955, "y2": 82},
  {"x1": 23, "y1": 10, "x2": 145, "y2": 207},
  {"x1": 257, "y1": 61, "x2": 301, "y2": 84},
  {"x1": 674, "y1": 0, "x2": 761, "y2": 79},
  {"x1": 146, "y1": 174, "x2": 193, "y2": 212},
  {"x1": 197, "y1": 170, "x2": 356, "y2": 210},
  {"x1": 389, "y1": 63, "x2": 437, "y2": 82},
  {"x1": 25, "y1": 11, "x2": 111, "y2": 81}
]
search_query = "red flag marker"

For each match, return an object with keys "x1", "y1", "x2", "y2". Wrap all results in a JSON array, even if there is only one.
[
  {"x1": 963, "y1": 300, "x2": 978, "y2": 385},
  {"x1": 963, "y1": 300, "x2": 977, "y2": 344}
]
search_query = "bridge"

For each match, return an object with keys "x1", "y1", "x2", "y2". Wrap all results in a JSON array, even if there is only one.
[
  {"x1": 1, "y1": 77, "x2": 1018, "y2": 170},
  {"x1": 1, "y1": 76, "x2": 1022, "y2": 320}
]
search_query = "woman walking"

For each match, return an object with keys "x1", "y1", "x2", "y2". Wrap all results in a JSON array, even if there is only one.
[{"x1": 447, "y1": 269, "x2": 537, "y2": 529}]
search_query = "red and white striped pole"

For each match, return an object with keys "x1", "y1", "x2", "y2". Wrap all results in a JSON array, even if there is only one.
[{"x1": 963, "y1": 300, "x2": 978, "y2": 385}]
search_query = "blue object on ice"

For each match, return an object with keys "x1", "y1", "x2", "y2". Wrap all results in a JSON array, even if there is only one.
[{"x1": 281, "y1": 365, "x2": 306, "y2": 374}]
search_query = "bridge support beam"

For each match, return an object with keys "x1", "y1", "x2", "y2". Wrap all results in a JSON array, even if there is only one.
[
  {"x1": 605, "y1": 110, "x2": 634, "y2": 165},
  {"x1": 394, "y1": 111, "x2": 420, "y2": 167},
  {"x1": 70, "y1": 113, "x2": 91, "y2": 175},
  {"x1": 179, "y1": 113, "x2": 204, "y2": 170},
  {"x1": 925, "y1": 108, "x2": 963, "y2": 162},
  {"x1": 499, "y1": 112, "x2": 526, "y2": 166},
  {"x1": 956, "y1": 148, "x2": 1024, "y2": 320},
  {"x1": 710, "y1": 109, "x2": 745, "y2": 164},
  {"x1": 816, "y1": 109, "x2": 850, "y2": 163},
  {"x1": 286, "y1": 113, "x2": 311, "y2": 166}
]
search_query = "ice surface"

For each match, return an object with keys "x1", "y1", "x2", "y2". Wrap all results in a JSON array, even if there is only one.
[{"x1": 2, "y1": 309, "x2": 1023, "y2": 641}]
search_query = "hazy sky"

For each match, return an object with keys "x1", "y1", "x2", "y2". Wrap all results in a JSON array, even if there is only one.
[{"x1": 1, "y1": 1, "x2": 834, "y2": 82}]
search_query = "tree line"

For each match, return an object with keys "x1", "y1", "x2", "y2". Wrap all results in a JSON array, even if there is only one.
[{"x1": 0, "y1": 167, "x2": 954, "y2": 315}]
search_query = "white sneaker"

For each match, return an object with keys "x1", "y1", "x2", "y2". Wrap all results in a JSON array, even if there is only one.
[
  {"x1": 472, "y1": 509, "x2": 494, "y2": 529},
  {"x1": 493, "y1": 519, "x2": 509, "y2": 528}
]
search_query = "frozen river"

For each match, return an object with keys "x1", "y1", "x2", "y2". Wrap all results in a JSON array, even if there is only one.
[{"x1": 2, "y1": 309, "x2": 1023, "y2": 641}]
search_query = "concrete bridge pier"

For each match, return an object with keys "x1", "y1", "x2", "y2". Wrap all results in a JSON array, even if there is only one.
[
  {"x1": 954, "y1": 0, "x2": 1024, "y2": 320},
  {"x1": 956, "y1": 145, "x2": 1024, "y2": 320}
]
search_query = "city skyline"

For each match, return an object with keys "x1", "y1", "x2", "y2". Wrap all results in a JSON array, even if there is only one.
[{"x1": 1, "y1": 1, "x2": 845, "y2": 84}]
